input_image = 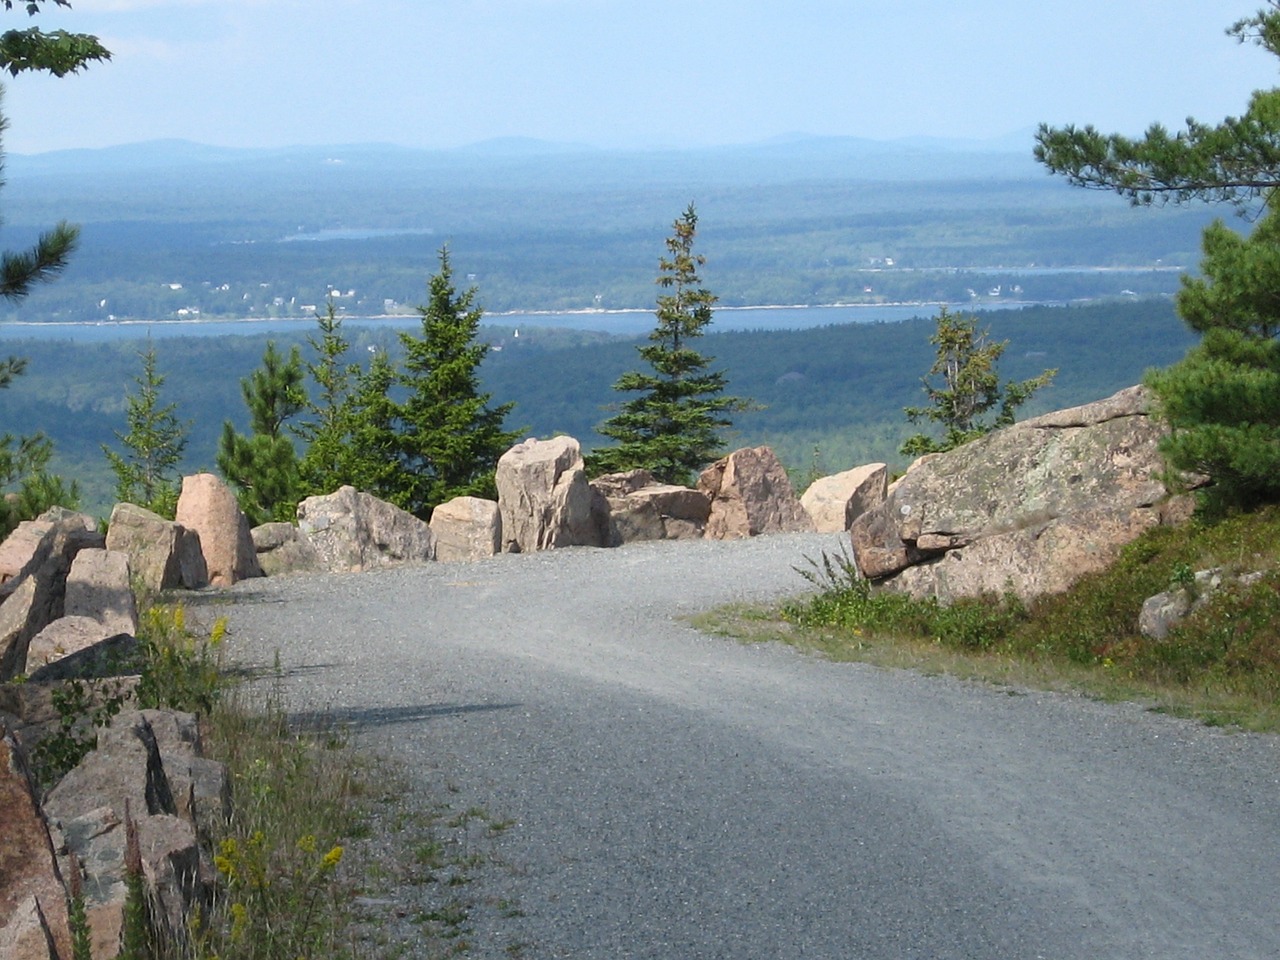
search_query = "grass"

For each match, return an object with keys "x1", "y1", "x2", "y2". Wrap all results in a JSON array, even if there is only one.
[
  {"x1": 28, "y1": 602, "x2": 523, "y2": 960},
  {"x1": 197, "y1": 648, "x2": 527, "y2": 960},
  {"x1": 696, "y1": 505, "x2": 1280, "y2": 732}
]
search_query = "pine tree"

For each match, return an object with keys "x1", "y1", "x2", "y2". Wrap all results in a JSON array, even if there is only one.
[
  {"x1": 1034, "y1": 6, "x2": 1280, "y2": 209},
  {"x1": 1036, "y1": 4, "x2": 1280, "y2": 513},
  {"x1": 0, "y1": 2, "x2": 105, "y2": 530},
  {"x1": 216, "y1": 340, "x2": 306, "y2": 524},
  {"x1": 0, "y1": 1, "x2": 105, "y2": 301},
  {"x1": 593, "y1": 204, "x2": 744, "y2": 485},
  {"x1": 342, "y1": 346, "x2": 403, "y2": 499},
  {"x1": 1144, "y1": 203, "x2": 1280, "y2": 513},
  {"x1": 390, "y1": 248, "x2": 518, "y2": 517},
  {"x1": 901, "y1": 307, "x2": 1055, "y2": 456},
  {"x1": 103, "y1": 341, "x2": 188, "y2": 517},
  {"x1": 296, "y1": 301, "x2": 359, "y2": 496}
]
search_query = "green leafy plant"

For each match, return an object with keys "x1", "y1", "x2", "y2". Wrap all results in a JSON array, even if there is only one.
[
  {"x1": 30, "y1": 677, "x2": 128, "y2": 788},
  {"x1": 788, "y1": 548, "x2": 1026, "y2": 652},
  {"x1": 66, "y1": 852, "x2": 92, "y2": 960},
  {"x1": 135, "y1": 604, "x2": 225, "y2": 715}
]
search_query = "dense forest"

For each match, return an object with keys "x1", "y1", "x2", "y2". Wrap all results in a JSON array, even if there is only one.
[
  {"x1": 1, "y1": 139, "x2": 1218, "y2": 322},
  {"x1": 0, "y1": 298, "x2": 1194, "y2": 516}
]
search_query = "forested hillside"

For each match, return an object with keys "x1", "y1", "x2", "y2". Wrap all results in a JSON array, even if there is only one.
[
  {"x1": 1, "y1": 139, "x2": 1216, "y2": 322},
  {"x1": 0, "y1": 299, "x2": 1194, "y2": 515}
]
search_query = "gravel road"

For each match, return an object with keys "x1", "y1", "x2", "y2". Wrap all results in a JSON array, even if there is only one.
[{"x1": 216, "y1": 532, "x2": 1280, "y2": 960}]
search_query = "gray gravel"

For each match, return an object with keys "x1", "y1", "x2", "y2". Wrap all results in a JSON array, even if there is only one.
[{"x1": 215, "y1": 532, "x2": 1280, "y2": 960}]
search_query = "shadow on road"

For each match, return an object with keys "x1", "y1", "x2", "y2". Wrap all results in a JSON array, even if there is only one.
[{"x1": 288, "y1": 701, "x2": 523, "y2": 732}]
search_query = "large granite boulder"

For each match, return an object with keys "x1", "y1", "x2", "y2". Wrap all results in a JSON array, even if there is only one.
[
  {"x1": 104, "y1": 503, "x2": 207, "y2": 593},
  {"x1": 297, "y1": 487, "x2": 436, "y2": 572},
  {"x1": 590, "y1": 470, "x2": 711, "y2": 545},
  {"x1": 697, "y1": 446, "x2": 815, "y2": 540},
  {"x1": 24, "y1": 617, "x2": 127, "y2": 678},
  {"x1": 250, "y1": 522, "x2": 323, "y2": 577},
  {"x1": 430, "y1": 496, "x2": 502, "y2": 562},
  {"x1": 0, "y1": 509, "x2": 100, "y2": 588},
  {"x1": 0, "y1": 577, "x2": 55, "y2": 682},
  {"x1": 0, "y1": 721, "x2": 72, "y2": 960},
  {"x1": 175, "y1": 474, "x2": 263, "y2": 588},
  {"x1": 64, "y1": 549, "x2": 137, "y2": 638},
  {"x1": 0, "y1": 510, "x2": 104, "y2": 681},
  {"x1": 850, "y1": 386, "x2": 1191, "y2": 603},
  {"x1": 801, "y1": 462, "x2": 889, "y2": 533},
  {"x1": 496, "y1": 437, "x2": 608, "y2": 552},
  {"x1": 43, "y1": 710, "x2": 216, "y2": 956}
]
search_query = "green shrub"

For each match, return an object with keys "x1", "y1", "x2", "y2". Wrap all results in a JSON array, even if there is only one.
[{"x1": 788, "y1": 549, "x2": 1026, "y2": 652}]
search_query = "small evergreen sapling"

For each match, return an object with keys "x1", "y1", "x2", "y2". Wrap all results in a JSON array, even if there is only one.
[
  {"x1": 217, "y1": 340, "x2": 306, "y2": 524},
  {"x1": 901, "y1": 307, "x2": 1054, "y2": 456},
  {"x1": 103, "y1": 340, "x2": 188, "y2": 517}
]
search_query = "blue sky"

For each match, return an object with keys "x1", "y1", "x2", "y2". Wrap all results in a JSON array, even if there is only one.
[{"x1": 3, "y1": 0, "x2": 1277, "y2": 154}]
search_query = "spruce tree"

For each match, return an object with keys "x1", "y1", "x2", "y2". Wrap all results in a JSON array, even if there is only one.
[
  {"x1": 343, "y1": 346, "x2": 404, "y2": 500},
  {"x1": 217, "y1": 340, "x2": 306, "y2": 524},
  {"x1": 593, "y1": 204, "x2": 744, "y2": 485},
  {"x1": 901, "y1": 307, "x2": 1054, "y2": 456},
  {"x1": 103, "y1": 341, "x2": 188, "y2": 517},
  {"x1": 390, "y1": 247, "x2": 518, "y2": 518},
  {"x1": 296, "y1": 301, "x2": 359, "y2": 496}
]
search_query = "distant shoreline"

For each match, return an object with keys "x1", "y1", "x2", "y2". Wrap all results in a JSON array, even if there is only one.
[{"x1": 0, "y1": 298, "x2": 1057, "y2": 330}]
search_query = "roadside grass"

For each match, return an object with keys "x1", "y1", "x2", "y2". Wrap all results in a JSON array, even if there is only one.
[
  {"x1": 695, "y1": 505, "x2": 1280, "y2": 732},
  {"x1": 60, "y1": 603, "x2": 519, "y2": 960}
]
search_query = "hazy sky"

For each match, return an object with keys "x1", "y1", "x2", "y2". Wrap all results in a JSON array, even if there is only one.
[{"x1": 3, "y1": 0, "x2": 1277, "y2": 154}]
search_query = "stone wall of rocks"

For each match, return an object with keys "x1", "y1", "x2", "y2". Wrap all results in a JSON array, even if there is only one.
[{"x1": 0, "y1": 482, "x2": 240, "y2": 958}]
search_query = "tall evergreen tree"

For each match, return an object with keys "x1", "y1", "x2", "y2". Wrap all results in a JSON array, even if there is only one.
[
  {"x1": 593, "y1": 204, "x2": 744, "y2": 485},
  {"x1": 390, "y1": 248, "x2": 518, "y2": 518},
  {"x1": 103, "y1": 341, "x2": 188, "y2": 517},
  {"x1": 217, "y1": 340, "x2": 306, "y2": 524}
]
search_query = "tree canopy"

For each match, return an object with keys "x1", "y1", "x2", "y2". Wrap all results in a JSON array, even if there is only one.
[
  {"x1": 1, "y1": 0, "x2": 109, "y2": 77},
  {"x1": 1037, "y1": 4, "x2": 1280, "y2": 514},
  {"x1": 1034, "y1": 4, "x2": 1280, "y2": 209}
]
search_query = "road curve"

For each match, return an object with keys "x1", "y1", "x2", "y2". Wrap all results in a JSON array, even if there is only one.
[{"x1": 217, "y1": 532, "x2": 1280, "y2": 960}]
